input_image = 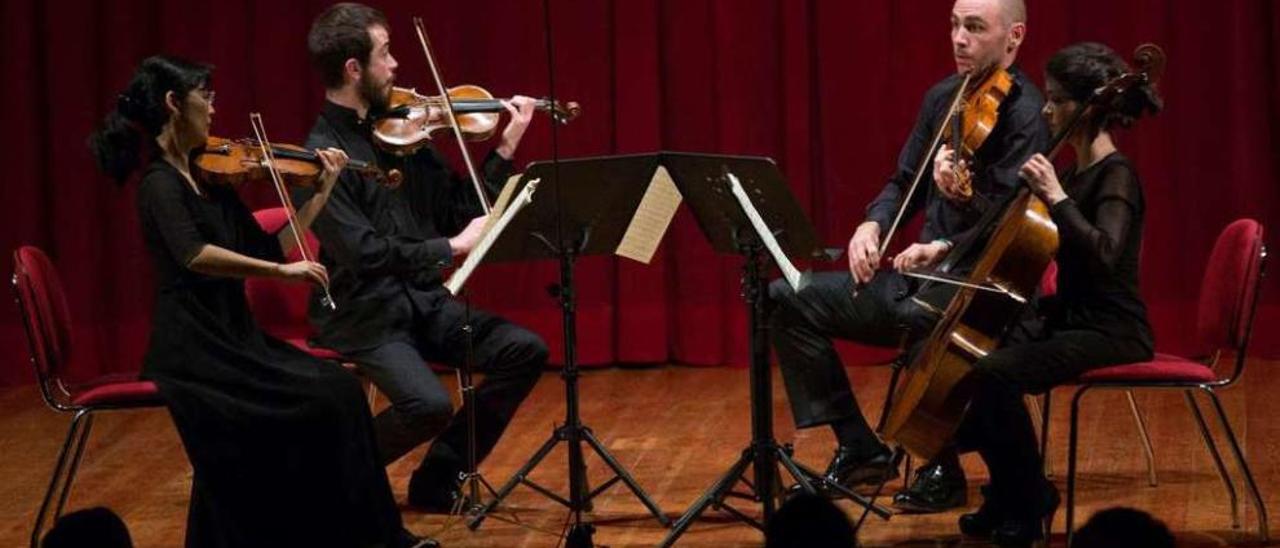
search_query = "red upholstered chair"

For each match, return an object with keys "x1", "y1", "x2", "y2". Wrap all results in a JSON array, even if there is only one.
[
  {"x1": 12, "y1": 246, "x2": 166, "y2": 547},
  {"x1": 1034, "y1": 262, "x2": 1158, "y2": 484},
  {"x1": 1057, "y1": 219, "x2": 1269, "y2": 544},
  {"x1": 245, "y1": 208, "x2": 343, "y2": 359},
  {"x1": 244, "y1": 208, "x2": 377, "y2": 405}
]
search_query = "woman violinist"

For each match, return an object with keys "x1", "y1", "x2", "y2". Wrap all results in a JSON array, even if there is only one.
[
  {"x1": 944, "y1": 42, "x2": 1163, "y2": 546},
  {"x1": 89, "y1": 55, "x2": 430, "y2": 547}
]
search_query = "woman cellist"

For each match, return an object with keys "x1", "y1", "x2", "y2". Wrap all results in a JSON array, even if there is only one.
[
  {"x1": 88, "y1": 55, "x2": 431, "y2": 547},
  {"x1": 936, "y1": 42, "x2": 1163, "y2": 546}
]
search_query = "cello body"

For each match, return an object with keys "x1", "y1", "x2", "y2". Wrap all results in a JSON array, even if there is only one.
[{"x1": 882, "y1": 188, "x2": 1058, "y2": 460}]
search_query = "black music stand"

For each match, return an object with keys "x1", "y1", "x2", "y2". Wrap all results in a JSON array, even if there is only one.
[
  {"x1": 466, "y1": 154, "x2": 671, "y2": 538},
  {"x1": 656, "y1": 152, "x2": 893, "y2": 547}
]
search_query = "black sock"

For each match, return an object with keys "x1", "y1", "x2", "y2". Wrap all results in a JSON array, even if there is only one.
[
  {"x1": 923, "y1": 448, "x2": 963, "y2": 478},
  {"x1": 830, "y1": 418, "x2": 884, "y2": 458}
]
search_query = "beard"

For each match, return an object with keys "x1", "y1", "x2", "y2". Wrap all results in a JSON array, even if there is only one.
[{"x1": 359, "y1": 71, "x2": 393, "y2": 115}]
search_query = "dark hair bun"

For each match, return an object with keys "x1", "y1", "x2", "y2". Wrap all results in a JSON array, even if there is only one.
[
  {"x1": 1047, "y1": 42, "x2": 1162, "y2": 132},
  {"x1": 88, "y1": 55, "x2": 211, "y2": 185}
]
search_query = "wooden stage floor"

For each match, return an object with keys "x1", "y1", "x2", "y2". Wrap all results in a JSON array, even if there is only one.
[{"x1": 2, "y1": 362, "x2": 1277, "y2": 546}]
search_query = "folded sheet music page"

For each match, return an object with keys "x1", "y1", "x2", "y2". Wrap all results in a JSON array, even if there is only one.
[
  {"x1": 484, "y1": 172, "x2": 525, "y2": 231},
  {"x1": 445, "y1": 176, "x2": 539, "y2": 295},
  {"x1": 725, "y1": 172, "x2": 809, "y2": 292},
  {"x1": 616, "y1": 165, "x2": 682, "y2": 264}
]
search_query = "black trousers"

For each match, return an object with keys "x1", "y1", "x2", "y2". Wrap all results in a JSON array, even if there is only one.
[
  {"x1": 959, "y1": 322, "x2": 1153, "y2": 511},
  {"x1": 348, "y1": 294, "x2": 548, "y2": 473},
  {"x1": 769, "y1": 270, "x2": 955, "y2": 454}
]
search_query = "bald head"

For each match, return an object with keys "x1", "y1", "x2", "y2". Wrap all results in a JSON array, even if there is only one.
[
  {"x1": 951, "y1": 0, "x2": 1027, "y2": 73},
  {"x1": 999, "y1": 0, "x2": 1026, "y2": 26}
]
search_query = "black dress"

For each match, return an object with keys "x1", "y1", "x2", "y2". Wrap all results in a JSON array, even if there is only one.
[
  {"x1": 135, "y1": 159, "x2": 404, "y2": 547},
  {"x1": 962, "y1": 152, "x2": 1155, "y2": 514}
]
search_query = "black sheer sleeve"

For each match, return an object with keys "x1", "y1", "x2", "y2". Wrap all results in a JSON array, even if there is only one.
[
  {"x1": 1049, "y1": 162, "x2": 1141, "y2": 273},
  {"x1": 137, "y1": 171, "x2": 208, "y2": 266}
]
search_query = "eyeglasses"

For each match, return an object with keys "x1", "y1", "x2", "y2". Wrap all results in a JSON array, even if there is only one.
[{"x1": 198, "y1": 89, "x2": 216, "y2": 106}]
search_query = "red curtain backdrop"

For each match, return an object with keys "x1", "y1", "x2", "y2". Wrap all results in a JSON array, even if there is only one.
[{"x1": 2, "y1": 0, "x2": 1278, "y2": 386}]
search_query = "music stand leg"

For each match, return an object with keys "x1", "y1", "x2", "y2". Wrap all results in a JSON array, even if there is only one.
[
  {"x1": 453, "y1": 295, "x2": 500, "y2": 517},
  {"x1": 582, "y1": 427, "x2": 669, "y2": 524},
  {"x1": 660, "y1": 242, "x2": 891, "y2": 546},
  {"x1": 467, "y1": 246, "x2": 667, "y2": 536},
  {"x1": 661, "y1": 450, "x2": 756, "y2": 547}
]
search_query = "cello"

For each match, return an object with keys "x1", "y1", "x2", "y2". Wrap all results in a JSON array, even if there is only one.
[{"x1": 881, "y1": 44, "x2": 1167, "y2": 461}]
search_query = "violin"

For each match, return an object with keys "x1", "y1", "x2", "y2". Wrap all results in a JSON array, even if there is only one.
[
  {"x1": 943, "y1": 65, "x2": 1014, "y2": 202},
  {"x1": 371, "y1": 85, "x2": 581, "y2": 156},
  {"x1": 195, "y1": 136, "x2": 402, "y2": 188},
  {"x1": 855, "y1": 65, "x2": 1014, "y2": 296}
]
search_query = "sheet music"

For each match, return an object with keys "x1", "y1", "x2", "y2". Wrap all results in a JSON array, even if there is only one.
[
  {"x1": 486, "y1": 173, "x2": 525, "y2": 227},
  {"x1": 616, "y1": 165, "x2": 683, "y2": 264},
  {"x1": 725, "y1": 171, "x2": 809, "y2": 292},
  {"x1": 445, "y1": 178, "x2": 540, "y2": 295}
]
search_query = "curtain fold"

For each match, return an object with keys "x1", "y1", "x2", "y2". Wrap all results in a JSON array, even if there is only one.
[{"x1": 2, "y1": 0, "x2": 1276, "y2": 385}]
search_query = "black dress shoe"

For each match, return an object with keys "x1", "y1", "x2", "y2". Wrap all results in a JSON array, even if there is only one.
[
  {"x1": 990, "y1": 482, "x2": 1060, "y2": 547},
  {"x1": 407, "y1": 466, "x2": 467, "y2": 514},
  {"x1": 825, "y1": 447, "x2": 900, "y2": 490},
  {"x1": 788, "y1": 446, "x2": 900, "y2": 498},
  {"x1": 958, "y1": 484, "x2": 1003, "y2": 538},
  {"x1": 891, "y1": 461, "x2": 967, "y2": 513}
]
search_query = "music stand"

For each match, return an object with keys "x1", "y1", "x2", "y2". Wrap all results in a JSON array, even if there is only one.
[
  {"x1": 656, "y1": 152, "x2": 893, "y2": 547},
  {"x1": 466, "y1": 154, "x2": 671, "y2": 537}
]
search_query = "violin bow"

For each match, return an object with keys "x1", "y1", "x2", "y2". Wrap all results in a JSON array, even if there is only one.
[
  {"x1": 248, "y1": 113, "x2": 337, "y2": 310},
  {"x1": 874, "y1": 71, "x2": 973, "y2": 265},
  {"x1": 413, "y1": 17, "x2": 493, "y2": 215}
]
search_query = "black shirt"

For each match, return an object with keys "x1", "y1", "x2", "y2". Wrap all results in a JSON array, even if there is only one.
[
  {"x1": 865, "y1": 65, "x2": 1050, "y2": 245},
  {"x1": 296, "y1": 100, "x2": 513, "y2": 352},
  {"x1": 1046, "y1": 152, "x2": 1153, "y2": 348}
]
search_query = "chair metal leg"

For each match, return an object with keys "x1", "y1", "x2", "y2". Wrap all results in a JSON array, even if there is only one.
[
  {"x1": 1066, "y1": 386, "x2": 1089, "y2": 547},
  {"x1": 53, "y1": 413, "x2": 95, "y2": 521},
  {"x1": 876, "y1": 359, "x2": 904, "y2": 433},
  {"x1": 1034, "y1": 391, "x2": 1053, "y2": 478},
  {"x1": 1184, "y1": 389, "x2": 1240, "y2": 528},
  {"x1": 1203, "y1": 387, "x2": 1269, "y2": 541},
  {"x1": 903, "y1": 454, "x2": 913, "y2": 490},
  {"x1": 875, "y1": 358, "x2": 913, "y2": 489},
  {"x1": 1124, "y1": 390, "x2": 1158, "y2": 487},
  {"x1": 32, "y1": 409, "x2": 90, "y2": 548},
  {"x1": 1026, "y1": 393, "x2": 1043, "y2": 438}
]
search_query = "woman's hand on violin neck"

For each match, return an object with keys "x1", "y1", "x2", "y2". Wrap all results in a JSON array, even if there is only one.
[
  {"x1": 276, "y1": 260, "x2": 330, "y2": 288},
  {"x1": 496, "y1": 95, "x2": 538, "y2": 159},
  {"x1": 848, "y1": 221, "x2": 882, "y2": 284},
  {"x1": 1018, "y1": 153, "x2": 1068, "y2": 205},
  {"x1": 315, "y1": 147, "x2": 350, "y2": 196},
  {"x1": 892, "y1": 241, "x2": 949, "y2": 273},
  {"x1": 933, "y1": 144, "x2": 968, "y2": 201}
]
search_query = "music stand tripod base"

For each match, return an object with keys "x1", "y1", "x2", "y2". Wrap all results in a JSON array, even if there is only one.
[
  {"x1": 464, "y1": 156, "x2": 675, "y2": 533},
  {"x1": 655, "y1": 154, "x2": 893, "y2": 546}
]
